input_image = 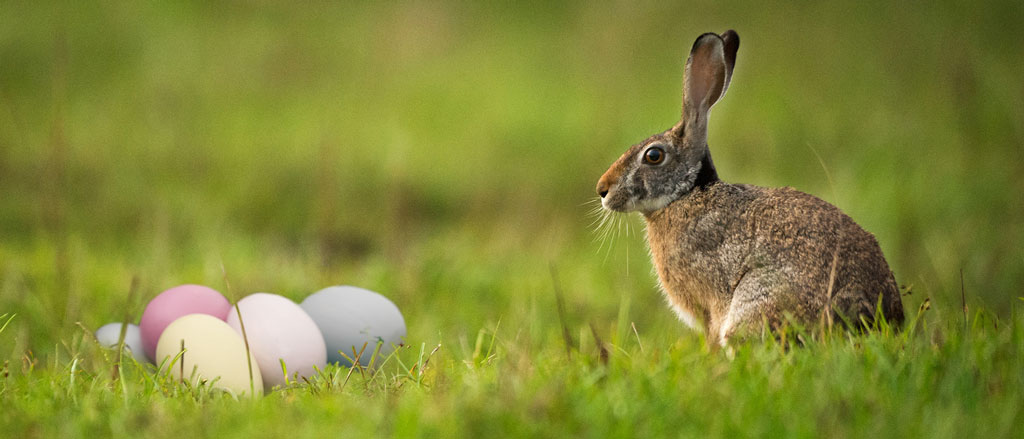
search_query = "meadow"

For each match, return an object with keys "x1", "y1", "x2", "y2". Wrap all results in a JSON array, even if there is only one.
[{"x1": 1, "y1": 1, "x2": 1022, "y2": 437}]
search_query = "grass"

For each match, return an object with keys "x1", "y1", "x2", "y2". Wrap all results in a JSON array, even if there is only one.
[
  {"x1": 1, "y1": 1, "x2": 1023, "y2": 437},
  {"x1": 2, "y1": 307, "x2": 1022, "y2": 437}
]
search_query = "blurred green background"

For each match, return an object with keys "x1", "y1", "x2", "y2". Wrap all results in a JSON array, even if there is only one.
[{"x1": 1, "y1": 1, "x2": 1022, "y2": 354}]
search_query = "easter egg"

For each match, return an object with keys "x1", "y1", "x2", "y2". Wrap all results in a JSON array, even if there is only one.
[
  {"x1": 226, "y1": 293, "x2": 326, "y2": 390},
  {"x1": 300, "y1": 286, "x2": 406, "y2": 366},
  {"x1": 94, "y1": 322, "x2": 149, "y2": 364},
  {"x1": 155, "y1": 314, "x2": 262, "y2": 396},
  {"x1": 139, "y1": 284, "x2": 232, "y2": 362}
]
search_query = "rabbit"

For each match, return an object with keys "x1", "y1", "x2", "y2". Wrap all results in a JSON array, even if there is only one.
[{"x1": 595, "y1": 30, "x2": 904, "y2": 346}]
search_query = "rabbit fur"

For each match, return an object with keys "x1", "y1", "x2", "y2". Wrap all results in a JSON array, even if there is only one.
[{"x1": 596, "y1": 30, "x2": 904, "y2": 346}]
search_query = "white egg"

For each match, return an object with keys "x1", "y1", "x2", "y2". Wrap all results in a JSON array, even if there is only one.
[
  {"x1": 300, "y1": 286, "x2": 406, "y2": 366},
  {"x1": 94, "y1": 322, "x2": 149, "y2": 364}
]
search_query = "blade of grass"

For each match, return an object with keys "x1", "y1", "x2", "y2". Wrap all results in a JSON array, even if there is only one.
[
  {"x1": 221, "y1": 259, "x2": 257, "y2": 397},
  {"x1": 589, "y1": 322, "x2": 609, "y2": 365},
  {"x1": 631, "y1": 322, "x2": 644, "y2": 353},
  {"x1": 0, "y1": 313, "x2": 14, "y2": 335},
  {"x1": 549, "y1": 264, "x2": 575, "y2": 360},
  {"x1": 960, "y1": 268, "x2": 968, "y2": 332}
]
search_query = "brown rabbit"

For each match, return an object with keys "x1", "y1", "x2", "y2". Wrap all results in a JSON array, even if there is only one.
[{"x1": 596, "y1": 30, "x2": 903, "y2": 346}]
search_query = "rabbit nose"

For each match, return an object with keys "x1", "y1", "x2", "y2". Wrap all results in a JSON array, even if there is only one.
[{"x1": 598, "y1": 166, "x2": 622, "y2": 198}]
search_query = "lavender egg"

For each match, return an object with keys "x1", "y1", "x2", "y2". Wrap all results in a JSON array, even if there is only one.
[{"x1": 226, "y1": 293, "x2": 327, "y2": 390}]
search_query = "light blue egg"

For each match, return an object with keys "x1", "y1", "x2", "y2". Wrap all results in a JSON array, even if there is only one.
[
  {"x1": 300, "y1": 286, "x2": 406, "y2": 367},
  {"x1": 95, "y1": 322, "x2": 149, "y2": 364}
]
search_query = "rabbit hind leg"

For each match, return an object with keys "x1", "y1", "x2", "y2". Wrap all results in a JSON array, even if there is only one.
[{"x1": 719, "y1": 272, "x2": 794, "y2": 346}]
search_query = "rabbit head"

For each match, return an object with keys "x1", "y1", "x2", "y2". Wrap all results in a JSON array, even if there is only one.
[{"x1": 597, "y1": 31, "x2": 739, "y2": 214}]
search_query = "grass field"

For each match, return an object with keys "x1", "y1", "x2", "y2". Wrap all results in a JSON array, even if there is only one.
[{"x1": 1, "y1": 1, "x2": 1022, "y2": 437}]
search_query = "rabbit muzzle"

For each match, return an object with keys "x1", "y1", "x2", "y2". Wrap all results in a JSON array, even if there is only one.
[{"x1": 597, "y1": 163, "x2": 630, "y2": 211}]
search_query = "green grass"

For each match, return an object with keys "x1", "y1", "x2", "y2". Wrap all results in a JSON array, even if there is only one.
[
  {"x1": 2, "y1": 307, "x2": 1022, "y2": 437},
  {"x1": 1, "y1": 1, "x2": 1023, "y2": 437}
]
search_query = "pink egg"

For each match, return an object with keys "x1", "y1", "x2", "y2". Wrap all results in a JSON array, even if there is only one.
[
  {"x1": 226, "y1": 293, "x2": 326, "y2": 390},
  {"x1": 139, "y1": 284, "x2": 232, "y2": 362}
]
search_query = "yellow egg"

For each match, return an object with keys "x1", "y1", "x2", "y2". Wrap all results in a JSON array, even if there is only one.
[{"x1": 155, "y1": 313, "x2": 263, "y2": 396}]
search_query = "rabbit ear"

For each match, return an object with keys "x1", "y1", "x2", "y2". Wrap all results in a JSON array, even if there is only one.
[
  {"x1": 719, "y1": 30, "x2": 740, "y2": 96},
  {"x1": 672, "y1": 31, "x2": 739, "y2": 138}
]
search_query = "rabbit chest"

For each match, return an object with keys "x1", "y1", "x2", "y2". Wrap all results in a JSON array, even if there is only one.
[{"x1": 643, "y1": 183, "x2": 759, "y2": 328}]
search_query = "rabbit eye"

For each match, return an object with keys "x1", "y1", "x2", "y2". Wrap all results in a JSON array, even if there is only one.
[{"x1": 643, "y1": 146, "x2": 665, "y2": 165}]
